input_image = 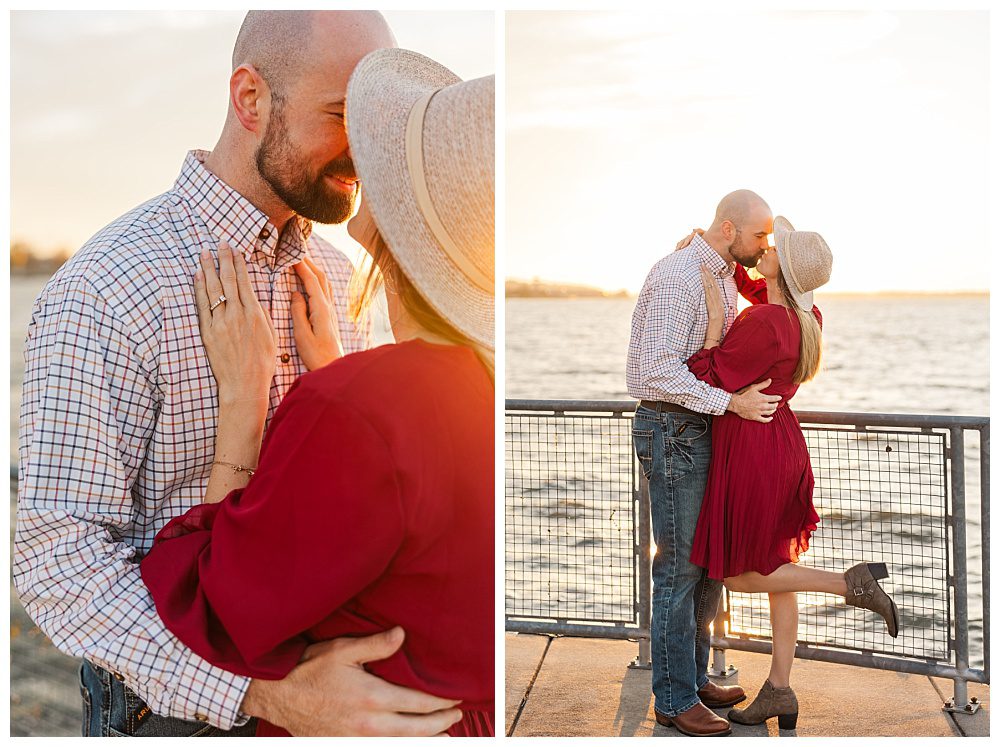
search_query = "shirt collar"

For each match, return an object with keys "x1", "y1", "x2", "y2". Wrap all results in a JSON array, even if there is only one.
[
  {"x1": 173, "y1": 150, "x2": 313, "y2": 265},
  {"x1": 690, "y1": 233, "x2": 735, "y2": 278}
]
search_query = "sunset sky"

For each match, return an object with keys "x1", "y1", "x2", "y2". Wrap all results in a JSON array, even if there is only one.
[
  {"x1": 10, "y1": 10, "x2": 494, "y2": 260},
  {"x1": 507, "y1": 10, "x2": 989, "y2": 294}
]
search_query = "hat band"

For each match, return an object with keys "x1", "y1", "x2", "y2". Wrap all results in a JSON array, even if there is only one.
[{"x1": 405, "y1": 90, "x2": 493, "y2": 293}]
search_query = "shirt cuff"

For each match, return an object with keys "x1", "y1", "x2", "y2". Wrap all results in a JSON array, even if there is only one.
[
  {"x1": 167, "y1": 648, "x2": 253, "y2": 729},
  {"x1": 684, "y1": 386, "x2": 733, "y2": 415}
]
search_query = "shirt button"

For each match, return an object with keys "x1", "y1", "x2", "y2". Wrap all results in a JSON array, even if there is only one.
[
  {"x1": 194, "y1": 713, "x2": 209, "y2": 723},
  {"x1": 260, "y1": 228, "x2": 271, "y2": 239},
  {"x1": 280, "y1": 353, "x2": 291, "y2": 363}
]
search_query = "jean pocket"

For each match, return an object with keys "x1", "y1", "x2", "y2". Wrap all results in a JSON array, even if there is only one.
[
  {"x1": 662, "y1": 417, "x2": 708, "y2": 483},
  {"x1": 669, "y1": 415, "x2": 709, "y2": 442},
  {"x1": 132, "y1": 716, "x2": 218, "y2": 737},
  {"x1": 107, "y1": 679, "x2": 218, "y2": 737},
  {"x1": 632, "y1": 427, "x2": 654, "y2": 480}
]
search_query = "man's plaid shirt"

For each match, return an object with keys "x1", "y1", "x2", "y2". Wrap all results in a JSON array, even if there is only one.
[
  {"x1": 626, "y1": 234, "x2": 739, "y2": 414},
  {"x1": 13, "y1": 151, "x2": 369, "y2": 728}
]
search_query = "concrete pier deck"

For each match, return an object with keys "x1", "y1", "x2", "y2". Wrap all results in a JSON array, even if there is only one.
[{"x1": 506, "y1": 633, "x2": 989, "y2": 738}]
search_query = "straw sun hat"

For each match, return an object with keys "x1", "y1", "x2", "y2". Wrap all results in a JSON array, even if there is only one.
[
  {"x1": 346, "y1": 48, "x2": 495, "y2": 350},
  {"x1": 772, "y1": 216, "x2": 833, "y2": 312}
]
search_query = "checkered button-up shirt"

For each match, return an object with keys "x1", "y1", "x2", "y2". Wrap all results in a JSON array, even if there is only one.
[
  {"x1": 626, "y1": 234, "x2": 739, "y2": 414},
  {"x1": 13, "y1": 151, "x2": 369, "y2": 729}
]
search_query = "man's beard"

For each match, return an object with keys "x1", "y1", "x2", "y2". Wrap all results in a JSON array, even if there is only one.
[
  {"x1": 255, "y1": 101, "x2": 356, "y2": 224},
  {"x1": 730, "y1": 233, "x2": 763, "y2": 269}
]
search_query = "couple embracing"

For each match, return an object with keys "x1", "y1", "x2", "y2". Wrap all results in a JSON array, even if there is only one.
[
  {"x1": 627, "y1": 190, "x2": 901, "y2": 736},
  {"x1": 15, "y1": 11, "x2": 493, "y2": 737}
]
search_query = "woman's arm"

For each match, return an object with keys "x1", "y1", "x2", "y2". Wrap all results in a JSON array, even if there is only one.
[
  {"x1": 699, "y1": 264, "x2": 724, "y2": 349},
  {"x1": 733, "y1": 264, "x2": 769, "y2": 305},
  {"x1": 192, "y1": 242, "x2": 277, "y2": 503},
  {"x1": 141, "y1": 389, "x2": 405, "y2": 679},
  {"x1": 687, "y1": 309, "x2": 780, "y2": 394}
]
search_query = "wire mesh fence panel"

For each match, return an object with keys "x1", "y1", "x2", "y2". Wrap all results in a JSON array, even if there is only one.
[
  {"x1": 725, "y1": 426, "x2": 950, "y2": 662},
  {"x1": 506, "y1": 412, "x2": 637, "y2": 625}
]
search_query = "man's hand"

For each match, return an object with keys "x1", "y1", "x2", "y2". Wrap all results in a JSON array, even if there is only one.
[
  {"x1": 726, "y1": 379, "x2": 781, "y2": 423},
  {"x1": 240, "y1": 628, "x2": 462, "y2": 736}
]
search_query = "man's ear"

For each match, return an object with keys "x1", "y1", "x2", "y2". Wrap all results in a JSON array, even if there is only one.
[
  {"x1": 721, "y1": 219, "x2": 736, "y2": 243},
  {"x1": 230, "y1": 64, "x2": 267, "y2": 134}
]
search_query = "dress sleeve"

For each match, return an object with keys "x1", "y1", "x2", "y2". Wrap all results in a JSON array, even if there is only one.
[
  {"x1": 733, "y1": 264, "x2": 768, "y2": 305},
  {"x1": 686, "y1": 308, "x2": 780, "y2": 393},
  {"x1": 140, "y1": 382, "x2": 405, "y2": 680}
]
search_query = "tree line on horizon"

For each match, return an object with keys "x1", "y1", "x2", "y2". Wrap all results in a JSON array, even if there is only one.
[
  {"x1": 506, "y1": 278, "x2": 631, "y2": 299},
  {"x1": 10, "y1": 241, "x2": 73, "y2": 276}
]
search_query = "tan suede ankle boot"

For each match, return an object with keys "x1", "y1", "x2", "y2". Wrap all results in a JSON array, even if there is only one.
[
  {"x1": 728, "y1": 680, "x2": 798, "y2": 729},
  {"x1": 844, "y1": 562, "x2": 900, "y2": 637}
]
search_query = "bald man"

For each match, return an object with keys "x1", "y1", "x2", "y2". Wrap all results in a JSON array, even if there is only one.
[
  {"x1": 14, "y1": 11, "x2": 461, "y2": 737},
  {"x1": 626, "y1": 190, "x2": 782, "y2": 736}
]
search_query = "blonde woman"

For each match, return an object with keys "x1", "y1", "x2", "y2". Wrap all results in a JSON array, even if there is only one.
[
  {"x1": 678, "y1": 219, "x2": 900, "y2": 729},
  {"x1": 140, "y1": 50, "x2": 495, "y2": 736}
]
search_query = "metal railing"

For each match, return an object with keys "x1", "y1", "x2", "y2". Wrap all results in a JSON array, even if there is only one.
[{"x1": 505, "y1": 400, "x2": 989, "y2": 713}]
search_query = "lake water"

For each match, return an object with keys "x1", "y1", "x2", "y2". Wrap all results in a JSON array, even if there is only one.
[
  {"x1": 506, "y1": 296, "x2": 989, "y2": 414},
  {"x1": 505, "y1": 295, "x2": 988, "y2": 669}
]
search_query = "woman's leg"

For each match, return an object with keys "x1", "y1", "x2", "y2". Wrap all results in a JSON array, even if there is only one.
[
  {"x1": 766, "y1": 592, "x2": 797, "y2": 689},
  {"x1": 728, "y1": 591, "x2": 801, "y2": 727},
  {"x1": 724, "y1": 563, "x2": 848, "y2": 596}
]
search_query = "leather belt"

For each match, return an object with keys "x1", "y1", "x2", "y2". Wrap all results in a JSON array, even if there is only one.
[{"x1": 638, "y1": 400, "x2": 709, "y2": 417}]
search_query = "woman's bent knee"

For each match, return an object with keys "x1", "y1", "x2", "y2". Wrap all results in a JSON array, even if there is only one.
[{"x1": 724, "y1": 574, "x2": 748, "y2": 592}]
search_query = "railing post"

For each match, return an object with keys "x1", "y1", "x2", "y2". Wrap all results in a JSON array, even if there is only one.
[
  {"x1": 980, "y1": 423, "x2": 990, "y2": 682},
  {"x1": 944, "y1": 427, "x2": 975, "y2": 713},
  {"x1": 633, "y1": 470, "x2": 652, "y2": 669},
  {"x1": 709, "y1": 593, "x2": 736, "y2": 678}
]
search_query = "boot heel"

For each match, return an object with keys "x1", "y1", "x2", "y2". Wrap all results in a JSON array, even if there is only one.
[
  {"x1": 867, "y1": 562, "x2": 889, "y2": 580},
  {"x1": 777, "y1": 712, "x2": 798, "y2": 730}
]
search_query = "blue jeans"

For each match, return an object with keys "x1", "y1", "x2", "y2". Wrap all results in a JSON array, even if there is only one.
[
  {"x1": 79, "y1": 659, "x2": 258, "y2": 737},
  {"x1": 632, "y1": 406, "x2": 722, "y2": 717}
]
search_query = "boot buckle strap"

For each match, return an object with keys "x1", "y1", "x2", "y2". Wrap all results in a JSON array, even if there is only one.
[{"x1": 852, "y1": 587, "x2": 866, "y2": 596}]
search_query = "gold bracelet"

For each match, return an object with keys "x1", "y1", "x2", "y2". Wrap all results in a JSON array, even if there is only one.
[{"x1": 213, "y1": 460, "x2": 256, "y2": 477}]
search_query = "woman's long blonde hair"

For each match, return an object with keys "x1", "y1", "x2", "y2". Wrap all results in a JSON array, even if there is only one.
[
  {"x1": 775, "y1": 271, "x2": 822, "y2": 384},
  {"x1": 349, "y1": 231, "x2": 495, "y2": 382}
]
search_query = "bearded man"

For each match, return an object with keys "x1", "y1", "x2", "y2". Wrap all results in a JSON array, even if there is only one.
[
  {"x1": 626, "y1": 189, "x2": 781, "y2": 736},
  {"x1": 14, "y1": 10, "x2": 463, "y2": 738}
]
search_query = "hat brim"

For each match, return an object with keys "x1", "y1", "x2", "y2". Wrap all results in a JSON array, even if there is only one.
[
  {"x1": 773, "y1": 215, "x2": 814, "y2": 311},
  {"x1": 346, "y1": 48, "x2": 494, "y2": 350}
]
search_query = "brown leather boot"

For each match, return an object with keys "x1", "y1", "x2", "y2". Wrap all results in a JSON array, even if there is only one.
[
  {"x1": 844, "y1": 562, "x2": 900, "y2": 637},
  {"x1": 728, "y1": 680, "x2": 798, "y2": 729},
  {"x1": 655, "y1": 702, "x2": 732, "y2": 736},
  {"x1": 698, "y1": 680, "x2": 746, "y2": 708}
]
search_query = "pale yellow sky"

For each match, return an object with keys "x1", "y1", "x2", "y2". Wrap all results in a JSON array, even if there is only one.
[
  {"x1": 10, "y1": 10, "x2": 494, "y2": 259},
  {"x1": 507, "y1": 10, "x2": 989, "y2": 294}
]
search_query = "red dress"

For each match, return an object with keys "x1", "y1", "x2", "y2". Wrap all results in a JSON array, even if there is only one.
[
  {"x1": 140, "y1": 340, "x2": 494, "y2": 736},
  {"x1": 686, "y1": 268, "x2": 822, "y2": 580}
]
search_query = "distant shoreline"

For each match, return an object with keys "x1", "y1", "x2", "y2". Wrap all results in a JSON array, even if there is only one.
[
  {"x1": 11, "y1": 268, "x2": 62, "y2": 278},
  {"x1": 505, "y1": 279, "x2": 629, "y2": 299},
  {"x1": 505, "y1": 285, "x2": 988, "y2": 300}
]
